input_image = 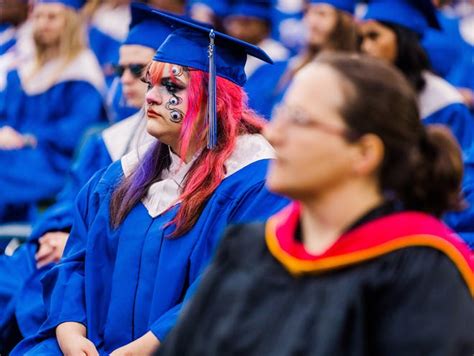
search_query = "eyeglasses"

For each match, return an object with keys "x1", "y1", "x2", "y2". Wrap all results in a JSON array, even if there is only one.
[
  {"x1": 113, "y1": 63, "x2": 147, "y2": 78},
  {"x1": 272, "y1": 104, "x2": 357, "y2": 139}
]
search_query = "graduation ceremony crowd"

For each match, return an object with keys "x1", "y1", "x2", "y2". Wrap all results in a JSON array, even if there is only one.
[{"x1": 0, "y1": 0, "x2": 473, "y2": 354}]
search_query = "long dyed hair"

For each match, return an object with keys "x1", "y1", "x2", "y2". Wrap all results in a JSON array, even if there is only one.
[{"x1": 110, "y1": 62, "x2": 265, "y2": 237}]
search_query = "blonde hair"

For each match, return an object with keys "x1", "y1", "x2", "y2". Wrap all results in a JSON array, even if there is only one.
[{"x1": 32, "y1": 5, "x2": 86, "y2": 75}]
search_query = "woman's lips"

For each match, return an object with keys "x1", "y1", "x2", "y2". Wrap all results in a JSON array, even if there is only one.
[{"x1": 147, "y1": 109, "x2": 162, "y2": 118}]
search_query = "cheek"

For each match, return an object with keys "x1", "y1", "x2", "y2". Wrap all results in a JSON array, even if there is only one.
[
  {"x1": 267, "y1": 138, "x2": 353, "y2": 196},
  {"x1": 375, "y1": 36, "x2": 397, "y2": 62},
  {"x1": 146, "y1": 115, "x2": 183, "y2": 143}
]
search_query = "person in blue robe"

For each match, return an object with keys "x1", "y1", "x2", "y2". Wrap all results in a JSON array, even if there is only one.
[
  {"x1": 0, "y1": 5, "x2": 165, "y2": 351},
  {"x1": 222, "y1": 0, "x2": 289, "y2": 79},
  {"x1": 359, "y1": 0, "x2": 474, "y2": 153},
  {"x1": 105, "y1": 0, "x2": 189, "y2": 123},
  {"x1": 12, "y1": 5, "x2": 287, "y2": 355},
  {"x1": 245, "y1": 0, "x2": 358, "y2": 120},
  {"x1": 221, "y1": 0, "x2": 291, "y2": 121},
  {"x1": 87, "y1": 0, "x2": 131, "y2": 88},
  {"x1": 0, "y1": 0, "x2": 105, "y2": 223},
  {"x1": 13, "y1": 4, "x2": 289, "y2": 354}
]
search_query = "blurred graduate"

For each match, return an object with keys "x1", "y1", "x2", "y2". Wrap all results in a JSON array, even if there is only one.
[
  {"x1": 0, "y1": 0, "x2": 105, "y2": 222},
  {"x1": 245, "y1": 0, "x2": 358, "y2": 119},
  {"x1": 0, "y1": 3, "x2": 163, "y2": 351},
  {"x1": 359, "y1": 0, "x2": 474, "y2": 152},
  {"x1": 13, "y1": 4, "x2": 289, "y2": 354},
  {"x1": 159, "y1": 53, "x2": 474, "y2": 356}
]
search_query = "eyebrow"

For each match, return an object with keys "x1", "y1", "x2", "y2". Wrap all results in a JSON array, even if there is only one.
[{"x1": 162, "y1": 75, "x2": 187, "y2": 86}]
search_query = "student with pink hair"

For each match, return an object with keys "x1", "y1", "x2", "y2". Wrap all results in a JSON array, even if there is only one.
[{"x1": 13, "y1": 4, "x2": 289, "y2": 355}]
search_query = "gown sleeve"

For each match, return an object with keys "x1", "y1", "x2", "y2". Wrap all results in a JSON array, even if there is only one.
[
  {"x1": 371, "y1": 247, "x2": 474, "y2": 355},
  {"x1": 35, "y1": 168, "x2": 107, "y2": 335},
  {"x1": 149, "y1": 179, "x2": 289, "y2": 342}
]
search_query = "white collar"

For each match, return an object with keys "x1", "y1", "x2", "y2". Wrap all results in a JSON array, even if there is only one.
[
  {"x1": 418, "y1": 71, "x2": 464, "y2": 119},
  {"x1": 18, "y1": 49, "x2": 105, "y2": 95},
  {"x1": 120, "y1": 133, "x2": 275, "y2": 218}
]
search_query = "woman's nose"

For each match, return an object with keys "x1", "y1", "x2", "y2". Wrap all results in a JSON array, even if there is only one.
[{"x1": 145, "y1": 86, "x2": 163, "y2": 106}]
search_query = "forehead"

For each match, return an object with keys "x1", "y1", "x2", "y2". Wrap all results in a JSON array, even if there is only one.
[
  {"x1": 119, "y1": 45, "x2": 155, "y2": 63},
  {"x1": 33, "y1": 3, "x2": 65, "y2": 15},
  {"x1": 306, "y1": 3, "x2": 336, "y2": 13},
  {"x1": 359, "y1": 20, "x2": 390, "y2": 34},
  {"x1": 285, "y1": 63, "x2": 346, "y2": 114}
]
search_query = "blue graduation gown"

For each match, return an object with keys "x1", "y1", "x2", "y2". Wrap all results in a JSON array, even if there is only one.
[
  {"x1": 87, "y1": 3, "x2": 130, "y2": 88},
  {"x1": 444, "y1": 147, "x2": 474, "y2": 250},
  {"x1": 419, "y1": 71, "x2": 474, "y2": 152},
  {"x1": 422, "y1": 11, "x2": 467, "y2": 79},
  {"x1": 13, "y1": 135, "x2": 289, "y2": 354},
  {"x1": 0, "y1": 114, "x2": 148, "y2": 342},
  {"x1": 244, "y1": 60, "x2": 289, "y2": 120},
  {"x1": 0, "y1": 24, "x2": 17, "y2": 55},
  {"x1": 0, "y1": 49, "x2": 105, "y2": 221},
  {"x1": 447, "y1": 48, "x2": 474, "y2": 93}
]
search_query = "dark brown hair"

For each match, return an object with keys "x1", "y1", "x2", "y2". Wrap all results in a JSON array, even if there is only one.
[
  {"x1": 379, "y1": 21, "x2": 430, "y2": 93},
  {"x1": 314, "y1": 53, "x2": 463, "y2": 217}
]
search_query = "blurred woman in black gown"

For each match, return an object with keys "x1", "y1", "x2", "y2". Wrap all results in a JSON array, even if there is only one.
[{"x1": 159, "y1": 53, "x2": 474, "y2": 356}]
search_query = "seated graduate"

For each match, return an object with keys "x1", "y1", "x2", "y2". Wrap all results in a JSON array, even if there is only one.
[
  {"x1": 12, "y1": 4, "x2": 290, "y2": 355},
  {"x1": 244, "y1": 0, "x2": 358, "y2": 119},
  {"x1": 158, "y1": 53, "x2": 474, "y2": 356},
  {"x1": 0, "y1": 4, "x2": 164, "y2": 352},
  {"x1": 0, "y1": 0, "x2": 105, "y2": 222},
  {"x1": 359, "y1": 0, "x2": 474, "y2": 153},
  {"x1": 222, "y1": 0, "x2": 289, "y2": 79},
  {"x1": 106, "y1": 0, "x2": 189, "y2": 123}
]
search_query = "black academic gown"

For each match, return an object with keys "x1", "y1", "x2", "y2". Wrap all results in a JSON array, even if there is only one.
[{"x1": 158, "y1": 204, "x2": 474, "y2": 356}]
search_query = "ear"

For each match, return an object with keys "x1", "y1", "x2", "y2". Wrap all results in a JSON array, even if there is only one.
[{"x1": 351, "y1": 133, "x2": 384, "y2": 176}]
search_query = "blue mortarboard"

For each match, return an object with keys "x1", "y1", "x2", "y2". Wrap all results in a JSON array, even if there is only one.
[
  {"x1": 37, "y1": 0, "x2": 85, "y2": 10},
  {"x1": 227, "y1": 0, "x2": 273, "y2": 21},
  {"x1": 141, "y1": 5, "x2": 272, "y2": 148},
  {"x1": 123, "y1": 3, "x2": 174, "y2": 49},
  {"x1": 309, "y1": 0, "x2": 356, "y2": 14},
  {"x1": 363, "y1": 0, "x2": 440, "y2": 35}
]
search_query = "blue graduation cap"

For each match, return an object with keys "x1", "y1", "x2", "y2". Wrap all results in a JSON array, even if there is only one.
[
  {"x1": 227, "y1": 0, "x2": 273, "y2": 21},
  {"x1": 363, "y1": 0, "x2": 440, "y2": 35},
  {"x1": 309, "y1": 0, "x2": 356, "y2": 14},
  {"x1": 123, "y1": 3, "x2": 174, "y2": 49},
  {"x1": 143, "y1": 5, "x2": 273, "y2": 148},
  {"x1": 37, "y1": 0, "x2": 85, "y2": 10}
]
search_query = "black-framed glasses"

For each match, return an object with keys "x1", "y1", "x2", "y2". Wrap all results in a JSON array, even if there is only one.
[{"x1": 113, "y1": 63, "x2": 147, "y2": 78}]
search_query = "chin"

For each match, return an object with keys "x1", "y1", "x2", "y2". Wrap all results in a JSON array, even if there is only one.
[
  {"x1": 266, "y1": 175, "x2": 291, "y2": 196},
  {"x1": 145, "y1": 120, "x2": 163, "y2": 139}
]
